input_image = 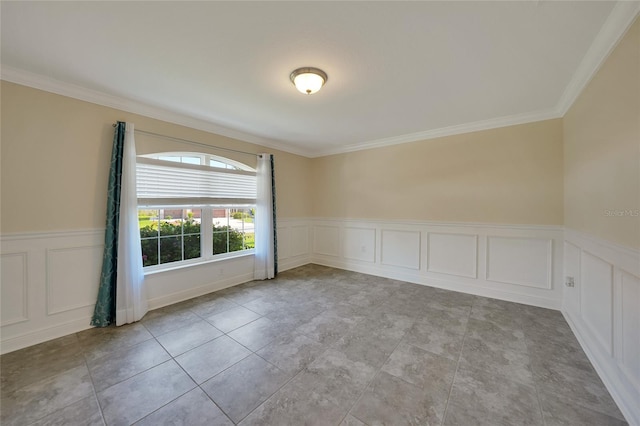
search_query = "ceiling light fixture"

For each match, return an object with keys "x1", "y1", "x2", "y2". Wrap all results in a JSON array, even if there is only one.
[{"x1": 290, "y1": 67, "x2": 328, "y2": 95}]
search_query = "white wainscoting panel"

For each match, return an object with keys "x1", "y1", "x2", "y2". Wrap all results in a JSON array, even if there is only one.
[
  {"x1": 0, "y1": 230, "x2": 105, "y2": 354},
  {"x1": 381, "y1": 229, "x2": 421, "y2": 270},
  {"x1": 290, "y1": 225, "x2": 310, "y2": 258},
  {"x1": 563, "y1": 241, "x2": 582, "y2": 317},
  {"x1": 486, "y1": 236, "x2": 552, "y2": 289},
  {"x1": 277, "y1": 226, "x2": 290, "y2": 260},
  {"x1": 580, "y1": 251, "x2": 614, "y2": 355},
  {"x1": 427, "y1": 232, "x2": 477, "y2": 278},
  {"x1": 313, "y1": 225, "x2": 340, "y2": 257},
  {"x1": 619, "y1": 272, "x2": 640, "y2": 390},
  {"x1": 563, "y1": 229, "x2": 640, "y2": 425},
  {"x1": 274, "y1": 220, "x2": 311, "y2": 272},
  {"x1": 1, "y1": 252, "x2": 29, "y2": 326},
  {"x1": 145, "y1": 254, "x2": 255, "y2": 310},
  {"x1": 46, "y1": 245, "x2": 103, "y2": 315},
  {"x1": 343, "y1": 227, "x2": 375, "y2": 263}
]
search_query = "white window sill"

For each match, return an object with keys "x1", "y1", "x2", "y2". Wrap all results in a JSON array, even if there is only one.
[{"x1": 143, "y1": 249, "x2": 255, "y2": 276}]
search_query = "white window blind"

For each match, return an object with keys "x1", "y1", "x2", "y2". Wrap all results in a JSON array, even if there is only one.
[{"x1": 137, "y1": 157, "x2": 256, "y2": 206}]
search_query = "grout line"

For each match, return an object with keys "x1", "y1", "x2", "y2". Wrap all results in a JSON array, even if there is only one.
[
  {"x1": 131, "y1": 377, "x2": 196, "y2": 424},
  {"x1": 199, "y1": 386, "x2": 237, "y2": 425},
  {"x1": 228, "y1": 313, "x2": 338, "y2": 422},
  {"x1": 87, "y1": 337, "x2": 173, "y2": 388},
  {"x1": 83, "y1": 355, "x2": 108, "y2": 426},
  {"x1": 25, "y1": 353, "x2": 108, "y2": 426},
  {"x1": 189, "y1": 302, "x2": 242, "y2": 322},
  {"x1": 136, "y1": 331, "x2": 244, "y2": 425},
  {"x1": 207, "y1": 316, "x2": 264, "y2": 335},
  {"x1": 521, "y1": 321, "x2": 548, "y2": 426},
  {"x1": 233, "y1": 299, "x2": 374, "y2": 424},
  {"x1": 440, "y1": 301, "x2": 473, "y2": 425},
  {"x1": 336, "y1": 310, "x2": 412, "y2": 425},
  {"x1": 231, "y1": 357, "x2": 311, "y2": 424},
  {"x1": 157, "y1": 330, "x2": 225, "y2": 358}
]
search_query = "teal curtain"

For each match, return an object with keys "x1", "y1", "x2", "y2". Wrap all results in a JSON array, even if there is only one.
[
  {"x1": 91, "y1": 122, "x2": 125, "y2": 327},
  {"x1": 271, "y1": 155, "x2": 278, "y2": 275}
]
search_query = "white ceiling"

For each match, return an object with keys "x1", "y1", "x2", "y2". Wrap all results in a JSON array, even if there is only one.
[{"x1": 1, "y1": 1, "x2": 638, "y2": 157}]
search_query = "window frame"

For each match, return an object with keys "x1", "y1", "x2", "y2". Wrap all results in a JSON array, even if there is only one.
[
  {"x1": 140, "y1": 206, "x2": 256, "y2": 274},
  {"x1": 137, "y1": 151, "x2": 257, "y2": 274}
]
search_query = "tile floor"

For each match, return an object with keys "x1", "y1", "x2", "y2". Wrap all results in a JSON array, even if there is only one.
[{"x1": 0, "y1": 264, "x2": 628, "y2": 425}]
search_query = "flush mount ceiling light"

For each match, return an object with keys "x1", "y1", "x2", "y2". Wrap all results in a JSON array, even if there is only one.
[{"x1": 290, "y1": 67, "x2": 328, "y2": 95}]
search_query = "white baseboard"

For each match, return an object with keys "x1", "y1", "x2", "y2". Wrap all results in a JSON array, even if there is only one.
[
  {"x1": 563, "y1": 310, "x2": 637, "y2": 425},
  {"x1": 279, "y1": 255, "x2": 312, "y2": 273},
  {"x1": 147, "y1": 271, "x2": 255, "y2": 311},
  {"x1": 0, "y1": 316, "x2": 94, "y2": 355},
  {"x1": 563, "y1": 229, "x2": 640, "y2": 425},
  {"x1": 308, "y1": 218, "x2": 564, "y2": 310},
  {"x1": 312, "y1": 257, "x2": 561, "y2": 309}
]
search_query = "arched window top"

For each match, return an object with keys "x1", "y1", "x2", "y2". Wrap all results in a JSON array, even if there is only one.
[
  {"x1": 136, "y1": 151, "x2": 257, "y2": 207},
  {"x1": 139, "y1": 152, "x2": 255, "y2": 172}
]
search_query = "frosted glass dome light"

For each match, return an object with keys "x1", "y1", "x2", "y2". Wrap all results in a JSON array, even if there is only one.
[{"x1": 290, "y1": 67, "x2": 328, "y2": 95}]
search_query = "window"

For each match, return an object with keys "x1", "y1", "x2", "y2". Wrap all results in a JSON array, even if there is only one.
[
  {"x1": 212, "y1": 208, "x2": 255, "y2": 254},
  {"x1": 137, "y1": 152, "x2": 256, "y2": 270},
  {"x1": 142, "y1": 152, "x2": 249, "y2": 170},
  {"x1": 139, "y1": 208, "x2": 201, "y2": 267}
]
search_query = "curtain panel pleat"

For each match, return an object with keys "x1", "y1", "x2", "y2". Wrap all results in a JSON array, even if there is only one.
[
  {"x1": 271, "y1": 154, "x2": 278, "y2": 275},
  {"x1": 91, "y1": 123, "x2": 125, "y2": 326},
  {"x1": 254, "y1": 154, "x2": 277, "y2": 280},
  {"x1": 92, "y1": 122, "x2": 147, "y2": 327},
  {"x1": 116, "y1": 123, "x2": 148, "y2": 325}
]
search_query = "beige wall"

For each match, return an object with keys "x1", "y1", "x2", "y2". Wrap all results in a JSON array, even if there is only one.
[
  {"x1": 312, "y1": 119, "x2": 564, "y2": 225},
  {"x1": 5, "y1": 13, "x2": 638, "y2": 241},
  {"x1": 0, "y1": 81, "x2": 312, "y2": 234},
  {"x1": 564, "y1": 17, "x2": 640, "y2": 250}
]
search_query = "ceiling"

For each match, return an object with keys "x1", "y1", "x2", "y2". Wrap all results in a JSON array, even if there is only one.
[{"x1": 1, "y1": 1, "x2": 637, "y2": 157}]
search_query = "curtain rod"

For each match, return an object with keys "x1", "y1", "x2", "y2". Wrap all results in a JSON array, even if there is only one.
[{"x1": 112, "y1": 124, "x2": 260, "y2": 157}]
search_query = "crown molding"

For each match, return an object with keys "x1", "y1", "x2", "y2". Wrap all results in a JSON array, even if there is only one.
[
  {"x1": 556, "y1": 1, "x2": 640, "y2": 116},
  {"x1": 2, "y1": 2, "x2": 638, "y2": 159},
  {"x1": 308, "y1": 108, "x2": 562, "y2": 158},
  {"x1": 3, "y1": 65, "x2": 561, "y2": 158},
  {"x1": 311, "y1": 2, "x2": 640, "y2": 158},
  {"x1": 0, "y1": 66, "x2": 311, "y2": 158}
]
